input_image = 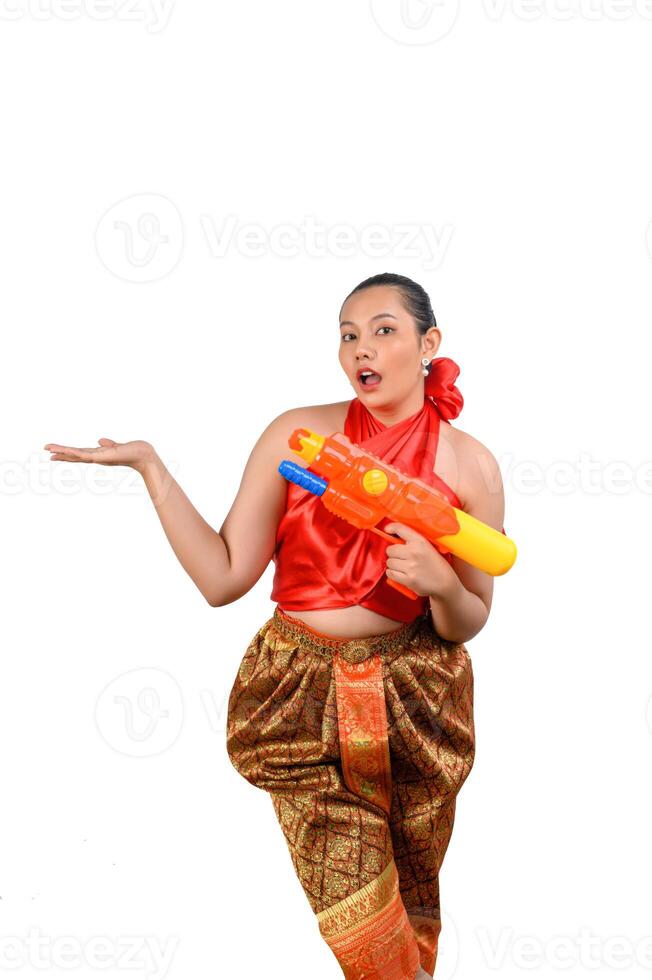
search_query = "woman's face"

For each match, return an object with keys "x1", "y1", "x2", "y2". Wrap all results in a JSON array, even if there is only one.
[{"x1": 338, "y1": 285, "x2": 440, "y2": 407}]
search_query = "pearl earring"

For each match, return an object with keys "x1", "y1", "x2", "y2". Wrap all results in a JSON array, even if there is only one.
[{"x1": 421, "y1": 357, "x2": 431, "y2": 376}]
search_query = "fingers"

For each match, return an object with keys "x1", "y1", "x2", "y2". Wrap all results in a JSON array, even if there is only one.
[
  {"x1": 385, "y1": 521, "x2": 426, "y2": 544},
  {"x1": 386, "y1": 553, "x2": 411, "y2": 575},
  {"x1": 385, "y1": 564, "x2": 406, "y2": 581},
  {"x1": 385, "y1": 521, "x2": 412, "y2": 536},
  {"x1": 48, "y1": 452, "x2": 90, "y2": 462},
  {"x1": 43, "y1": 444, "x2": 100, "y2": 463},
  {"x1": 385, "y1": 543, "x2": 406, "y2": 561}
]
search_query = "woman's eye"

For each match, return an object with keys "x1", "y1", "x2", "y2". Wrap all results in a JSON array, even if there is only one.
[{"x1": 341, "y1": 327, "x2": 394, "y2": 342}]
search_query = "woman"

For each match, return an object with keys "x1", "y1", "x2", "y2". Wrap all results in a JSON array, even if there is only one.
[{"x1": 44, "y1": 272, "x2": 506, "y2": 979}]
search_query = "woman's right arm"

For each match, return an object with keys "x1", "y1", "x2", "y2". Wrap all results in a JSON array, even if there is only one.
[
  {"x1": 140, "y1": 411, "x2": 296, "y2": 606},
  {"x1": 45, "y1": 410, "x2": 302, "y2": 608}
]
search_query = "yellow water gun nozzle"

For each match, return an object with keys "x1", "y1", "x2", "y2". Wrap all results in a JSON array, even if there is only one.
[{"x1": 289, "y1": 428, "x2": 325, "y2": 464}]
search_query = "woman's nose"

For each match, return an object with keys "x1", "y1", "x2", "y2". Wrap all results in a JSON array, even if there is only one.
[{"x1": 355, "y1": 343, "x2": 375, "y2": 359}]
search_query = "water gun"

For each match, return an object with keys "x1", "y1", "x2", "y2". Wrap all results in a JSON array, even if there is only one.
[{"x1": 278, "y1": 426, "x2": 517, "y2": 601}]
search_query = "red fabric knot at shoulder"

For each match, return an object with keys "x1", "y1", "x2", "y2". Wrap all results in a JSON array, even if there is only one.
[{"x1": 425, "y1": 356, "x2": 464, "y2": 421}]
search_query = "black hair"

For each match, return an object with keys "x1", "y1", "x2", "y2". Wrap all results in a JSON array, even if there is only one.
[{"x1": 340, "y1": 272, "x2": 437, "y2": 337}]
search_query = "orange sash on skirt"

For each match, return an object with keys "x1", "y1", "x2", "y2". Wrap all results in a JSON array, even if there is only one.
[{"x1": 226, "y1": 606, "x2": 475, "y2": 978}]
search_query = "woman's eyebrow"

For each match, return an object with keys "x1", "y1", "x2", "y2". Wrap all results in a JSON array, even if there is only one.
[{"x1": 339, "y1": 312, "x2": 399, "y2": 328}]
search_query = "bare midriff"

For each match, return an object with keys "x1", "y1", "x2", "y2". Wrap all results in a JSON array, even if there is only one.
[{"x1": 277, "y1": 604, "x2": 411, "y2": 639}]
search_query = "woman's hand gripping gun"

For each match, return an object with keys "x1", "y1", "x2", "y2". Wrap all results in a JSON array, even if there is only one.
[{"x1": 278, "y1": 426, "x2": 517, "y2": 601}]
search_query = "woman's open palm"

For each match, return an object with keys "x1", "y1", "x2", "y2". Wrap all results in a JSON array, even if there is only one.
[{"x1": 44, "y1": 437, "x2": 152, "y2": 471}]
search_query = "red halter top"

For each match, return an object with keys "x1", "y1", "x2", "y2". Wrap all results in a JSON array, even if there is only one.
[{"x1": 270, "y1": 357, "x2": 498, "y2": 623}]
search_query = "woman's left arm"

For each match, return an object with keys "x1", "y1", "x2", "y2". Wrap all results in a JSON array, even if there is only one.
[{"x1": 385, "y1": 436, "x2": 505, "y2": 645}]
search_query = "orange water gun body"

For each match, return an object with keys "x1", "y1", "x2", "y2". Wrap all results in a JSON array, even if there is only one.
[{"x1": 278, "y1": 426, "x2": 517, "y2": 601}]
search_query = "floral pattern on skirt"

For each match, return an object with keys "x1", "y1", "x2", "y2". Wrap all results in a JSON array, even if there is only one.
[{"x1": 226, "y1": 605, "x2": 475, "y2": 978}]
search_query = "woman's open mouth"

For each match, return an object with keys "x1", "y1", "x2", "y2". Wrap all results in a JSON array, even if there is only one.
[{"x1": 358, "y1": 370, "x2": 382, "y2": 388}]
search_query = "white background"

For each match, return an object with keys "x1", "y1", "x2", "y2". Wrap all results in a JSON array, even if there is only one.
[{"x1": 2, "y1": 1, "x2": 651, "y2": 977}]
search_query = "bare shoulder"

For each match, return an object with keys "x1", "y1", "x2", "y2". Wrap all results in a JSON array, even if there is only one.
[
  {"x1": 266, "y1": 400, "x2": 352, "y2": 462},
  {"x1": 449, "y1": 423, "x2": 501, "y2": 473},
  {"x1": 277, "y1": 399, "x2": 351, "y2": 431},
  {"x1": 450, "y1": 423, "x2": 504, "y2": 530},
  {"x1": 443, "y1": 424, "x2": 506, "y2": 618}
]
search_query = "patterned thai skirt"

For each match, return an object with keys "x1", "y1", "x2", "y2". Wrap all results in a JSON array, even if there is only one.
[{"x1": 226, "y1": 605, "x2": 475, "y2": 979}]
